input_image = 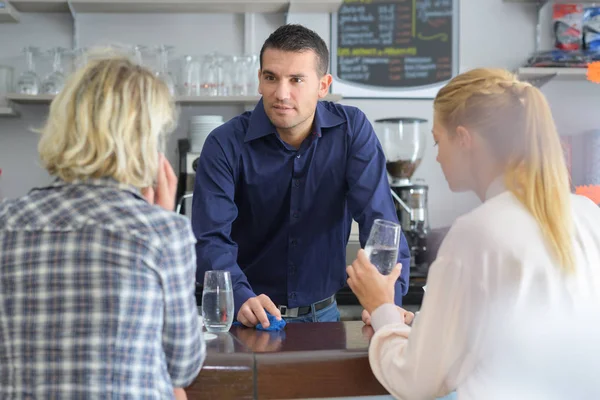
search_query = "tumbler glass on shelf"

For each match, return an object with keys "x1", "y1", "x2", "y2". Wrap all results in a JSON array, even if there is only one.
[
  {"x1": 247, "y1": 54, "x2": 260, "y2": 95},
  {"x1": 364, "y1": 219, "x2": 401, "y2": 275},
  {"x1": 132, "y1": 45, "x2": 146, "y2": 66},
  {"x1": 72, "y1": 47, "x2": 89, "y2": 70},
  {"x1": 201, "y1": 53, "x2": 218, "y2": 96},
  {"x1": 202, "y1": 270, "x2": 234, "y2": 333},
  {"x1": 181, "y1": 55, "x2": 201, "y2": 96},
  {"x1": 231, "y1": 55, "x2": 251, "y2": 96},
  {"x1": 154, "y1": 45, "x2": 176, "y2": 96},
  {"x1": 42, "y1": 47, "x2": 67, "y2": 95},
  {"x1": 214, "y1": 53, "x2": 229, "y2": 96},
  {"x1": 16, "y1": 46, "x2": 41, "y2": 95}
]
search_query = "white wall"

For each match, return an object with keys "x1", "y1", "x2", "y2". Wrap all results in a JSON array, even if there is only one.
[{"x1": 0, "y1": 0, "x2": 597, "y2": 228}]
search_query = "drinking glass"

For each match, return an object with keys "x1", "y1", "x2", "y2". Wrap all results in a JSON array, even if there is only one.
[
  {"x1": 42, "y1": 47, "x2": 66, "y2": 94},
  {"x1": 202, "y1": 270, "x2": 234, "y2": 333},
  {"x1": 364, "y1": 219, "x2": 401, "y2": 275},
  {"x1": 181, "y1": 55, "x2": 201, "y2": 96},
  {"x1": 17, "y1": 46, "x2": 41, "y2": 95},
  {"x1": 132, "y1": 45, "x2": 146, "y2": 66},
  {"x1": 154, "y1": 45, "x2": 176, "y2": 95},
  {"x1": 201, "y1": 53, "x2": 218, "y2": 96}
]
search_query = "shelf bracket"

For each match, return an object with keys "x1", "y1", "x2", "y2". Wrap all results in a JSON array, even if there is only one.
[
  {"x1": 67, "y1": 0, "x2": 78, "y2": 50},
  {"x1": 535, "y1": 1, "x2": 543, "y2": 53},
  {"x1": 522, "y1": 72, "x2": 556, "y2": 88}
]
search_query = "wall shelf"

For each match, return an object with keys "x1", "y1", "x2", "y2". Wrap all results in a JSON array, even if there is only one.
[
  {"x1": 5, "y1": 93, "x2": 343, "y2": 105},
  {"x1": 5, "y1": 93, "x2": 55, "y2": 103},
  {"x1": 9, "y1": 0, "x2": 343, "y2": 14},
  {"x1": 0, "y1": 1, "x2": 20, "y2": 22},
  {"x1": 0, "y1": 106, "x2": 19, "y2": 117},
  {"x1": 518, "y1": 67, "x2": 589, "y2": 83},
  {"x1": 503, "y1": 0, "x2": 598, "y2": 4}
]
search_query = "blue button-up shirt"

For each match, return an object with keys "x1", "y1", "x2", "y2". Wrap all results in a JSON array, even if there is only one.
[{"x1": 192, "y1": 99, "x2": 410, "y2": 314}]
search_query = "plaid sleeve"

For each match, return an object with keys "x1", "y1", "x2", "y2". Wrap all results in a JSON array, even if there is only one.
[{"x1": 160, "y1": 215, "x2": 206, "y2": 387}]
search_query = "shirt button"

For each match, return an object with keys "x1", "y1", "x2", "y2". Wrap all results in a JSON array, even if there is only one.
[
  {"x1": 289, "y1": 292, "x2": 296, "y2": 299},
  {"x1": 292, "y1": 211, "x2": 299, "y2": 218},
  {"x1": 296, "y1": 154, "x2": 301, "y2": 159},
  {"x1": 290, "y1": 239, "x2": 297, "y2": 247}
]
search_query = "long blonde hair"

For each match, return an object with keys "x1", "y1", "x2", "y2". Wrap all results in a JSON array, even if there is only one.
[
  {"x1": 38, "y1": 49, "x2": 177, "y2": 189},
  {"x1": 434, "y1": 68, "x2": 575, "y2": 273}
]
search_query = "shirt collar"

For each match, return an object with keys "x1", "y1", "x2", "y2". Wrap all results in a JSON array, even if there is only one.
[
  {"x1": 42, "y1": 177, "x2": 144, "y2": 199},
  {"x1": 244, "y1": 98, "x2": 346, "y2": 143},
  {"x1": 485, "y1": 175, "x2": 508, "y2": 201}
]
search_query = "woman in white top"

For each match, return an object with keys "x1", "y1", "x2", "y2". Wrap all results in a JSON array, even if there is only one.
[{"x1": 346, "y1": 68, "x2": 600, "y2": 400}]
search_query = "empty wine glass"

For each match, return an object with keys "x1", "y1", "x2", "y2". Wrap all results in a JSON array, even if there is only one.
[
  {"x1": 42, "y1": 47, "x2": 66, "y2": 95},
  {"x1": 364, "y1": 219, "x2": 401, "y2": 275},
  {"x1": 17, "y1": 46, "x2": 41, "y2": 95},
  {"x1": 154, "y1": 45, "x2": 176, "y2": 95}
]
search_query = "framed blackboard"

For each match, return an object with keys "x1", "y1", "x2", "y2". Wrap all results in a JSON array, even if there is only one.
[{"x1": 331, "y1": 0, "x2": 459, "y2": 99}]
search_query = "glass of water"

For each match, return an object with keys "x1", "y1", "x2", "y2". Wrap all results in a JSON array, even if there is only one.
[
  {"x1": 364, "y1": 219, "x2": 400, "y2": 275},
  {"x1": 202, "y1": 270, "x2": 234, "y2": 333}
]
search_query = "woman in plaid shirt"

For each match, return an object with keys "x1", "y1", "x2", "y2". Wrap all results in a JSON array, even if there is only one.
[{"x1": 0, "y1": 52, "x2": 205, "y2": 399}]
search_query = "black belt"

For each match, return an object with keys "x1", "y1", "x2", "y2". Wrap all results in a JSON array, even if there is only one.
[{"x1": 278, "y1": 295, "x2": 335, "y2": 318}]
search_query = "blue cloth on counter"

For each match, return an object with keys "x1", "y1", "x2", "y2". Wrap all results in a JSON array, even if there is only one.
[
  {"x1": 233, "y1": 312, "x2": 286, "y2": 331},
  {"x1": 192, "y1": 98, "x2": 411, "y2": 317},
  {"x1": 257, "y1": 313, "x2": 286, "y2": 331}
]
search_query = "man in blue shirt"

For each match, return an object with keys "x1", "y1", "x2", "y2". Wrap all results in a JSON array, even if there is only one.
[{"x1": 192, "y1": 24, "x2": 410, "y2": 328}]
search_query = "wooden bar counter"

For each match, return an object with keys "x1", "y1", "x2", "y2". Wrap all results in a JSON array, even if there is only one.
[{"x1": 185, "y1": 321, "x2": 389, "y2": 399}]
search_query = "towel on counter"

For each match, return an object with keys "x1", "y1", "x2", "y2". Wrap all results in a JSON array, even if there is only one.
[{"x1": 233, "y1": 311, "x2": 287, "y2": 331}]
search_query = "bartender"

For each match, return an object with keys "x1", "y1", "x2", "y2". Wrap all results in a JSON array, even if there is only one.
[{"x1": 192, "y1": 24, "x2": 410, "y2": 328}]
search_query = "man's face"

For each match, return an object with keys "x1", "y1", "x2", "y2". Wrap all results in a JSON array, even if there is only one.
[{"x1": 258, "y1": 48, "x2": 331, "y2": 134}]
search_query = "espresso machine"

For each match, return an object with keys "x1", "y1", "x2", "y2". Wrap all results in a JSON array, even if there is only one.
[{"x1": 374, "y1": 118, "x2": 430, "y2": 269}]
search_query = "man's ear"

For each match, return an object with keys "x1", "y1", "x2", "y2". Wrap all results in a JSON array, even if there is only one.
[{"x1": 318, "y1": 74, "x2": 333, "y2": 98}]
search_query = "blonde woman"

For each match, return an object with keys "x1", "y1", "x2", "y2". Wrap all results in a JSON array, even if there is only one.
[
  {"x1": 0, "y1": 54, "x2": 205, "y2": 399},
  {"x1": 346, "y1": 68, "x2": 600, "y2": 399}
]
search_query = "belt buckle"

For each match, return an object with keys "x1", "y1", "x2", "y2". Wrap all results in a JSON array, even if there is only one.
[{"x1": 278, "y1": 305, "x2": 298, "y2": 318}]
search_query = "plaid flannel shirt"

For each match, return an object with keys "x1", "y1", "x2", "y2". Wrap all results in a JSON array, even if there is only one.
[{"x1": 0, "y1": 178, "x2": 205, "y2": 399}]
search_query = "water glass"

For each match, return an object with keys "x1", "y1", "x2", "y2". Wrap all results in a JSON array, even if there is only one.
[
  {"x1": 364, "y1": 219, "x2": 400, "y2": 275},
  {"x1": 202, "y1": 270, "x2": 234, "y2": 333},
  {"x1": 17, "y1": 46, "x2": 40, "y2": 95}
]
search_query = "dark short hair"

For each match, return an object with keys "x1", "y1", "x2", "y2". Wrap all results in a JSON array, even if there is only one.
[{"x1": 260, "y1": 24, "x2": 329, "y2": 77}]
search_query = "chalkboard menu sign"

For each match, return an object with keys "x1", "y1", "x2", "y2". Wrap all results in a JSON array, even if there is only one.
[{"x1": 331, "y1": 0, "x2": 458, "y2": 99}]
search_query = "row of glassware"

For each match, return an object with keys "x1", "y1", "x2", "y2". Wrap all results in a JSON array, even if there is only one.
[{"x1": 13, "y1": 45, "x2": 261, "y2": 98}]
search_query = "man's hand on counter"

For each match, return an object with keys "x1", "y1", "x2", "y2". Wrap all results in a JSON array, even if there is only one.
[
  {"x1": 237, "y1": 294, "x2": 282, "y2": 328},
  {"x1": 361, "y1": 307, "x2": 415, "y2": 326}
]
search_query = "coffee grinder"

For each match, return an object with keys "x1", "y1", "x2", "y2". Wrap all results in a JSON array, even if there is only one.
[{"x1": 374, "y1": 118, "x2": 430, "y2": 268}]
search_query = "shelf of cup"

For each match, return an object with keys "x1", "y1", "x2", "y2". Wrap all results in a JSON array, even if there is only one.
[
  {"x1": 6, "y1": 93, "x2": 344, "y2": 104},
  {"x1": 9, "y1": 0, "x2": 343, "y2": 14},
  {"x1": 0, "y1": 1, "x2": 20, "y2": 23}
]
